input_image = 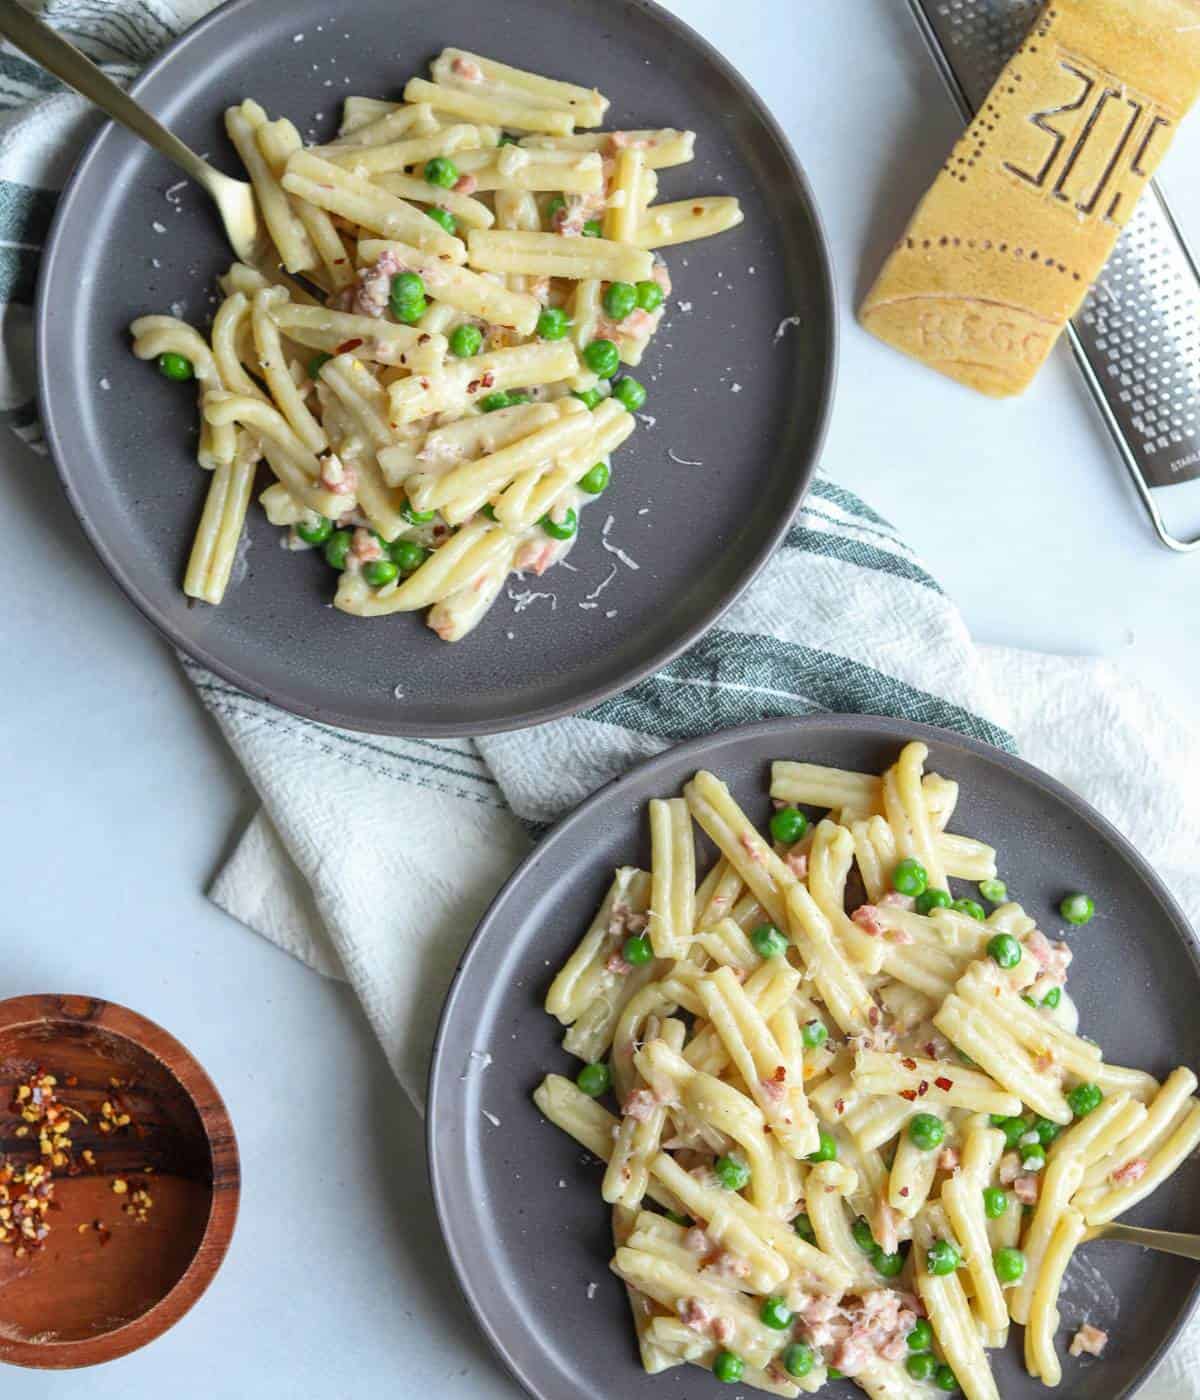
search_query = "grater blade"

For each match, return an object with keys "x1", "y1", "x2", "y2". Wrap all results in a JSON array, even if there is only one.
[{"x1": 906, "y1": 0, "x2": 1200, "y2": 552}]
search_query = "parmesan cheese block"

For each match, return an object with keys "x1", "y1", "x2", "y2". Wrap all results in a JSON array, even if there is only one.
[{"x1": 859, "y1": 0, "x2": 1200, "y2": 397}]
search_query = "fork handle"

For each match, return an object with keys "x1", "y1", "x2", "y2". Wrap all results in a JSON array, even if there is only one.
[
  {"x1": 1090, "y1": 1223, "x2": 1200, "y2": 1262},
  {"x1": 0, "y1": 0, "x2": 215, "y2": 187}
]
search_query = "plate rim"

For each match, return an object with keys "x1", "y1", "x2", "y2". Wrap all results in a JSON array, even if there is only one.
[
  {"x1": 426, "y1": 712, "x2": 1200, "y2": 1400},
  {"x1": 35, "y1": 0, "x2": 838, "y2": 739}
]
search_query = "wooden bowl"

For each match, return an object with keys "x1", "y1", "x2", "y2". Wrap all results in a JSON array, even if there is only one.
[{"x1": 0, "y1": 994, "x2": 239, "y2": 1368}]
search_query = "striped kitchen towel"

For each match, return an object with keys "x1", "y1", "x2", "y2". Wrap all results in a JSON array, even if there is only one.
[{"x1": 6, "y1": 16, "x2": 1200, "y2": 1395}]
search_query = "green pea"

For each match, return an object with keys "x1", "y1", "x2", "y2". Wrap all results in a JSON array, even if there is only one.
[
  {"x1": 916, "y1": 888, "x2": 953, "y2": 915},
  {"x1": 987, "y1": 932, "x2": 1022, "y2": 969},
  {"x1": 578, "y1": 462, "x2": 610, "y2": 495},
  {"x1": 760, "y1": 1296, "x2": 792, "y2": 1330},
  {"x1": 873, "y1": 1247, "x2": 905, "y2": 1278},
  {"x1": 613, "y1": 377, "x2": 647, "y2": 412},
  {"x1": 1042, "y1": 986, "x2": 1062, "y2": 1009},
  {"x1": 851, "y1": 1217, "x2": 876, "y2": 1253},
  {"x1": 978, "y1": 878, "x2": 1008, "y2": 903},
  {"x1": 927, "y1": 1239, "x2": 960, "y2": 1276},
  {"x1": 714, "y1": 1154, "x2": 751, "y2": 1191},
  {"x1": 389, "y1": 272, "x2": 427, "y2": 324},
  {"x1": 323, "y1": 529, "x2": 353, "y2": 570},
  {"x1": 505, "y1": 392, "x2": 531, "y2": 407},
  {"x1": 623, "y1": 934, "x2": 653, "y2": 967},
  {"x1": 576, "y1": 1062, "x2": 610, "y2": 1097},
  {"x1": 999, "y1": 1115, "x2": 1031, "y2": 1149},
  {"x1": 402, "y1": 499, "x2": 437, "y2": 526},
  {"x1": 828, "y1": 1370, "x2": 844, "y2": 1381},
  {"x1": 1060, "y1": 892, "x2": 1095, "y2": 926},
  {"x1": 582, "y1": 219, "x2": 603, "y2": 237},
  {"x1": 157, "y1": 351, "x2": 194, "y2": 381},
  {"x1": 481, "y1": 392, "x2": 512, "y2": 412},
  {"x1": 906, "y1": 1354, "x2": 937, "y2": 1382},
  {"x1": 807, "y1": 1129, "x2": 837, "y2": 1164},
  {"x1": 1034, "y1": 1117, "x2": 1062, "y2": 1147},
  {"x1": 307, "y1": 351, "x2": 331, "y2": 380},
  {"x1": 934, "y1": 1363, "x2": 959, "y2": 1392},
  {"x1": 1019, "y1": 1145, "x2": 1046, "y2": 1179},
  {"x1": 426, "y1": 206, "x2": 457, "y2": 235},
  {"x1": 953, "y1": 898, "x2": 986, "y2": 921},
  {"x1": 993, "y1": 1247, "x2": 1026, "y2": 1284},
  {"x1": 1068, "y1": 1083, "x2": 1103, "y2": 1118},
  {"x1": 907, "y1": 1319, "x2": 933, "y2": 1352},
  {"x1": 792, "y1": 1212, "x2": 815, "y2": 1243},
  {"x1": 908, "y1": 1113, "x2": 945, "y2": 1151},
  {"x1": 782, "y1": 1343, "x2": 814, "y2": 1379},
  {"x1": 449, "y1": 323, "x2": 483, "y2": 358},
  {"x1": 603, "y1": 281, "x2": 639, "y2": 320},
  {"x1": 750, "y1": 922, "x2": 788, "y2": 959},
  {"x1": 636, "y1": 279, "x2": 665, "y2": 312},
  {"x1": 982, "y1": 1186, "x2": 1009, "y2": 1219},
  {"x1": 545, "y1": 195, "x2": 566, "y2": 228},
  {"x1": 540, "y1": 507, "x2": 578, "y2": 541},
  {"x1": 389, "y1": 539, "x2": 430, "y2": 573},
  {"x1": 362, "y1": 559, "x2": 399, "y2": 587},
  {"x1": 572, "y1": 387, "x2": 605, "y2": 410},
  {"x1": 583, "y1": 338, "x2": 620, "y2": 378},
  {"x1": 801, "y1": 1019, "x2": 828, "y2": 1050},
  {"x1": 294, "y1": 515, "x2": 333, "y2": 546},
  {"x1": 893, "y1": 858, "x2": 928, "y2": 897},
  {"x1": 769, "y1": 806, "x2": 808, "y2": 845},
  {"x1": 424, "y1": 155, "x2": 459, "y2": 189},
  {"x1": 536, "y1": 306, "x2": 571, "y2": 340}
]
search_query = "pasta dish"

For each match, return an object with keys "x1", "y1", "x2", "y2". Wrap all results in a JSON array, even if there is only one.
[
  {"x1": 129, "y1": 48, "x2": 742, "y2": 640},
  {"x1": 534, "y1": 741, "x2": 1200, "y2": 1396}
]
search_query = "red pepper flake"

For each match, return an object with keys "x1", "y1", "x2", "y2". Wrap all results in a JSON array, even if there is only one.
[
  {"x1": 935, "y1": 1076, "x2": 954, "y2": 1092},
  {"x1": 771, "y1": 1066, "x2": 786, "y2": 1083},
  {"x1": 834, "y1": 1098, "x2": 846, "y2": 1115},
  {"x1": 692, "y1": 205, "x2": 704, "y2": 215},
  {"x1": 917, "y1": 1080, "x2": 930, "y2": 1097},
  {"x1": 481, "y1": 371, "x2": 496, "y2": 389},
  {"x1": 867, "y1": 1005, "x2": 880, "y2": 1027},
  {"x1": 923, "y1": 1041, "x2": 937, "y2": 1057},
  {"x1": 467, "y1": 379, "x2": 481, "y2": 393},
  {"x1": 900, "y1": 1186, "x2": 910, "y2": 1197},
  {"x1": 901, "y1": 1057, "x2": 918, "y2": 1071},
  {"x1": 334, "y1": 257, "x2": 349, "y2": 264},
  {"x1": 418, "y1": 333, "x2": 431, "y2": 345},
  {"x1": 420, "y1": 378, "x2": 431, "y2": 390},
  {"x1": 899, "y1": 1089, "x2": 918, "y2": 1102},
  {"x1": 334, "y1": 337, "x2": 364, "y2": 354}
]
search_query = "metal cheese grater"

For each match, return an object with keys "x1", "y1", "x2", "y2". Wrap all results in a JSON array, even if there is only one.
[{"x1": 906, "y1": 0, "x2": 1200, "y2": 551}]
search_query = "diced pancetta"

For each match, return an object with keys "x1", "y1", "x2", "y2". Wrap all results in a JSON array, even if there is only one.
[{"x1": 1069, "y1": 1324, "x2": 1108, "y2": 1358}]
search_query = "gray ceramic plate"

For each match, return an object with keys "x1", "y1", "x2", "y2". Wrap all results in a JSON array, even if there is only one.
[
  {"x1": 428, "y1": 715, "x2": 1200, "y2": 1400},
  {"x1": 36, "y1": 0, "x2": 834, "y2": 737}
]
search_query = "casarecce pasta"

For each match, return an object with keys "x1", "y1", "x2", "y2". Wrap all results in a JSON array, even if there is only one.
[
  {"x1": 129, "y1": 48, "x2": 742, "y2": 636},
  {"x1": 533, "y1": 740, "x2": 1200, "y2": 1398}
]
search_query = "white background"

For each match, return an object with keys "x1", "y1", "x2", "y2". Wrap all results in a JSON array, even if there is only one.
[{"x1": 2, "y1": 1, "x2": 1199, "y2": 1397}]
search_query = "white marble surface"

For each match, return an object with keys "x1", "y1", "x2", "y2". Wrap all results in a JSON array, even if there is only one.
[{"x1": 2, "y1": 1, "x2": 1198, "y2": 1396}]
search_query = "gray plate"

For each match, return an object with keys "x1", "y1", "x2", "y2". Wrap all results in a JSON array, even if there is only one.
[
  {"x1": 428, "y1": 716, "x2": 1200, "y2": 1400},
  {"x1": 36, "y1": 0, "x2": 834, "y2": 737}
]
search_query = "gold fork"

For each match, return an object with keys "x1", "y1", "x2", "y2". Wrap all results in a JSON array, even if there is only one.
[
  {"x1": 1084, "y1": 1222, "x2": 1200, "y2": 1262},
  {"x1": 0, "y1": 0, "x2": 263, "y2": 266}
]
